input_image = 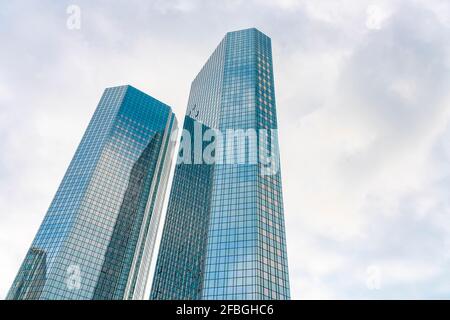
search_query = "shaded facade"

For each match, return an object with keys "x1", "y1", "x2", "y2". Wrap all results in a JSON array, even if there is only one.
[
  {"x1": 151, "y1": 28, "x2": 290, "y2": 300},
  {"x1": 7, "y1": 85, "x2": 177, "y2": 300}
]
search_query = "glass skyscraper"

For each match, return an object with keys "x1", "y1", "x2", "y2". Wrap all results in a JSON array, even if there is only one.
[
  {"x1": 7, "y1": 85, "x2": 177, "y2": 300},
  {"x1": 151, "y1": 28, "x2": 290, "y2": 300}
]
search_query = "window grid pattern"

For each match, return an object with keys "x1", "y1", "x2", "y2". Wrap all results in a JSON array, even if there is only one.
[
  {"x1": 203, "y1": 29, "x2": 289, "y2": 300},
  {"x1": 151, "y1": 117, "x2": 214, "y2": 299},
  {"x1": 151, "y1": 33, "x2": 225, "y2": 300},
  {"x1": 255, "y1": 34, "x2": 290, "y2": 300},
  {"x1": 151, "y1": 28, "x2": 290, "y2": 300},
  {"x1": 186, "y1": 38, "x2": 226, "y2": 128},
  {"x1": 7, "y1": 86, "x2": 177, "y2": 300}
]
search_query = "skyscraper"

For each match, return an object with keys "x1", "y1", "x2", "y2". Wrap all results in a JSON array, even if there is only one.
[
  {"x1": 7, "y1": 85, "x2": 177, "y2": 300},
  {"x1": 151, "y1": 28, "x2": 290, "y2": 300}
]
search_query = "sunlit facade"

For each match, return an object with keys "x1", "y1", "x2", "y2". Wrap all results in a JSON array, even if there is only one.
[
  {"x1": 7, "y1": 85, "x2": 177, "y2": 300},
  {"x1": 151, "y1": 28, "x2": 290, "y2": 300}
]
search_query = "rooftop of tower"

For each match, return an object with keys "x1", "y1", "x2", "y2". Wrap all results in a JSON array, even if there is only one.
[{"x1": 226, "y1": 27, "x2": 271, "y2": 39}]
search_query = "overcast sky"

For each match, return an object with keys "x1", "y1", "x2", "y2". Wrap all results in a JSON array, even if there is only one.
[{"x1": 1, "y1": 0, "x2": 450, "y2": 299}]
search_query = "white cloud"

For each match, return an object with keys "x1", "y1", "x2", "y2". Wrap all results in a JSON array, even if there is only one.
[
  {"x1": 0, "y1": 83, "x2": 11, "y2": 102},
  {"x1": 365, "y1": 4, "x2": 391, "y2": 30}
]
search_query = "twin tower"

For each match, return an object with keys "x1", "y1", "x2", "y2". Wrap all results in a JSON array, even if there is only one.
[{"x1": 7, "y1": 28, "x2": 290, "y2": 300}]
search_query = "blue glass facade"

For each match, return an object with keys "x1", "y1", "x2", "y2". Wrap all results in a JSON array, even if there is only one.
[
  {"x1": 7, "y1": 85, "x2": 177, "y2": 300},
  {"x1": 151, "y1": 28, "x2": 290, "y2": 300}
]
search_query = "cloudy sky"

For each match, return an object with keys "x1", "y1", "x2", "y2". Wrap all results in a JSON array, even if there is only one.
[{"x1": 1, "y1": 0, "x2": 450, "y2": 299}]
